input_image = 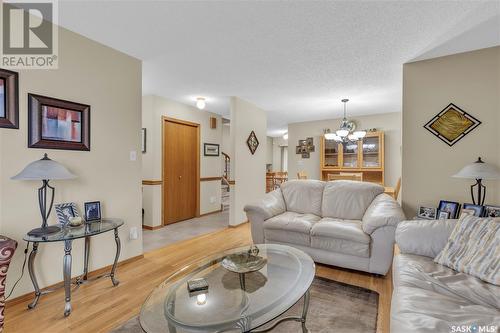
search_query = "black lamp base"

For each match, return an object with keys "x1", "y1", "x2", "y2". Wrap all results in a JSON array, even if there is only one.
[{"x1": 28, "y1": 225, "x2": 61, "y2": 237}]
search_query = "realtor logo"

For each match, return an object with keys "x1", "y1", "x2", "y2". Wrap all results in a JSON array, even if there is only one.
[{"x1": 1, "y1": 0, "x2": 58, "y2": 69}]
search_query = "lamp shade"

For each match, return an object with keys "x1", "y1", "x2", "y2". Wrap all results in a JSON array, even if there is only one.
[
  {"x1": 452, "y1": 157, "x2": 500, "y2": 180},
  {"x1": 11, "y1": 154, "x2": 77, "y2": 181}
]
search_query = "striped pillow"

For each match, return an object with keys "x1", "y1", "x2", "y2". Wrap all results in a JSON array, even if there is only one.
[{"x1": 434, "y1": 215, "x2": 500, "y2": 285}]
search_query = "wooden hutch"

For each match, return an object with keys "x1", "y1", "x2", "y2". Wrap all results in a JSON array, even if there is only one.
[{"x1": 320, "y1": 131, "x2": 385, "y2": 185}]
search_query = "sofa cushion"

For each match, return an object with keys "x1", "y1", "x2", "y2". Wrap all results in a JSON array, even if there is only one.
[
  {"x1": 391, "y1": 253, "x2": 500, "y2": 333},
  {"x1": 280, "y1": 180, "x2": 325, "y2": 216},
  {"x1": 322, "y1": 180, "x2": 384, "y2": 220},
  {"x1": 263, "y1": 212, "x2": 321, "y2": 246},
  {"x1": 310, "y1": 218, "x2": 371, "y2": 257}
]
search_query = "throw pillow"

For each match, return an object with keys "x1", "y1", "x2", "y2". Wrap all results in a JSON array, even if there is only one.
[{"x1": 434, "y1": 215, "x2": 500, "y2": 285}]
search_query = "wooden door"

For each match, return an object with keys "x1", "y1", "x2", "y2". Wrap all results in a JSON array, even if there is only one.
[{"x1": 163, "y1": 118, "x2": 199, "y2": 225}]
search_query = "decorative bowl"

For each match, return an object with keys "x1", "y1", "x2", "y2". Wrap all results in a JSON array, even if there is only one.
[{"x1": 221, "y1": 252, "x2": 267, "y2": 274}]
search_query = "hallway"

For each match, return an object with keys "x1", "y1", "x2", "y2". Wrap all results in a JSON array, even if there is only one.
[{"x1": 142, "y1": 211, "x2": 228, "y2": 252}]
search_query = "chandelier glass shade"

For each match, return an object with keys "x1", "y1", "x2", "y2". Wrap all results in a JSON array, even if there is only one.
[{"x1": 325, "y1": 99, "x2": 366, "y2": 143}]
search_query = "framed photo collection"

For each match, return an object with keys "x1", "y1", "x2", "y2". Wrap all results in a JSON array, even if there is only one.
[{"x1": 418, "y1": 201, "x2": 500, "y2": 220}]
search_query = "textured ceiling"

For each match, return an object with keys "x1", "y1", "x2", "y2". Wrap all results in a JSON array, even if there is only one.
[{"x1": 57, "y1": 1, "x2": 500, "y2": 136}]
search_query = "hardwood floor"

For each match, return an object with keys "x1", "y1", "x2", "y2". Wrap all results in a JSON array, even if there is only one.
[{"x1": 5, "y1": 223, "x2": 392, "y2": 333}]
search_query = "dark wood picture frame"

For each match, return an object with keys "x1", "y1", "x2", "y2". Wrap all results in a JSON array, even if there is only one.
[
  {"x1": 0, "y1": 68, "x2": 19, "y2": 129},
  {"x1": 28, "y1": 93, "x2": 91, "y2": 151}
]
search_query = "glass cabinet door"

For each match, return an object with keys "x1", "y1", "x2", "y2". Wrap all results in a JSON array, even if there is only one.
[
  {"x1": 323, "y1": 139, "x2": 339, "y2": 167},
  {"x1": 362, "y1": 135, "x2": 381, "y2": 168},
  {"x1": 342, "y1": 142, "x2": 358, "y2": 168}
]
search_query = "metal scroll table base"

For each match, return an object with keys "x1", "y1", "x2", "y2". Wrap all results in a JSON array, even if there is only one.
[
  {"x1": 27, "y1": 228, "x2": 121, "y2": 317},
  {"x1": 249, "y1": 289, "x2": 310, "y2": 333}
]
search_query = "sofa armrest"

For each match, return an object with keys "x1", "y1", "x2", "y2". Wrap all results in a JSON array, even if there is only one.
[
  {"x1": 244, "y1": 188, "x2": 286, "y2": 221},
  {"x1": 244, "y1": 189, "x2": 286, "y2": 243},
  {"x1": 362, "y1": 194, "x2": 406, "y2": 235},
  {"x1": 395, "y1": 219, "x2": 458, "y2": 258}
]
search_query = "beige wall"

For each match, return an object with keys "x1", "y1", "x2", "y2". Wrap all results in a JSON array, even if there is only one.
[
  {"x1": 0, "y1": 27, "x2": 142, "y2": 298},
  {"x1": 229, "y1": 97, "x2": 267, "y2": 226},
  {"x1": 141, "y1": 95, "x2": 223, "y2": 227},
  {"x1": 287, "y1": 112, "x2": 402, "y2": 186},
  {"x1": 221, "y1": 124, "x2": 231, "y2": 157},
  {"x1": 272, "y1": 136, "x2": 288, "y2": 172},
  {"x1": 402, "y1": 46, "x2": 500, "y2": 217},
  {"x1": 266, "y1": 136, "x2": 273, "y2": 168}
]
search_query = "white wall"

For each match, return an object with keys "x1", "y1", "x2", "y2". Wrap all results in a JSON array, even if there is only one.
[
  {"x1": 229, "y1": 97, "x2": 267, "y2": 226},
  {"x1": 0, "y1": 27, "x2": 142, "y2": 298},
  {"x1": 142, "y1": 95, "x2": 223, "y2": 227},
  {"x1": 272, "y1": 136, "x2": 288, "y2": 172},
  {"x1": 402, "y1": 46, "x2": 500, "y2": 217},
  {"x1": 266, "y1": 136, "x2": 273, "y2": 169},
  {"x1": 221, "y1": 124, "x2": 231, "y2": 156},
  {"x1": 287, "y1": 112, "x2": 402, "y2": 186}
]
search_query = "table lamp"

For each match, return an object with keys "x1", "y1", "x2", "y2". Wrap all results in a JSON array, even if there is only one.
[
  {"x1": 11, "y1": 153, "x2": 77, "y2": 236},
  {"x1": 452, "y1": 157, "x2": 500, "y2": 206}
]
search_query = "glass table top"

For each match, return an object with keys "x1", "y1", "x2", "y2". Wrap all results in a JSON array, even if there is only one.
[
  {"x1": 140, "y1": 244, "x2": 315, "y2": 333},
  {"x1": 23, "y1": 218, "x2": 124, "y2": 243}
]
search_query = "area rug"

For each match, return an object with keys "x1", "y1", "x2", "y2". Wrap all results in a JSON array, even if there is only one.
[{"x1": 112, "y1": 277, "x2": 378, "y2": 333}]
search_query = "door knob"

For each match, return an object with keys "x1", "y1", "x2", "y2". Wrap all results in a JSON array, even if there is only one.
[{"x1": 178, "y1": 176, "x2": 182, "y2": 180}]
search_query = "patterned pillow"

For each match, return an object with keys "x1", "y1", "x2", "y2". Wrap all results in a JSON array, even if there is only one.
[{"x1": 434, "y1": 215, "x2": 500, "y2": 285}]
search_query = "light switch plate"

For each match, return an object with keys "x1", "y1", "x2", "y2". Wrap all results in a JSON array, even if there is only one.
[{"x1": 130, "y1": 150, "x2": 137, "y2": 161}]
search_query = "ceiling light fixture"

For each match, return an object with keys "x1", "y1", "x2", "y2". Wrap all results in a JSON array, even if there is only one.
[
  {"x1": 325, "y1": 99, "x2": 366, "y2": 143},
  {"x1": 196, "y1": 97, "x2": 206, "y2": 110},
  {"x1": 283, "y1": 132, "x2": 288, "y2": 140}
]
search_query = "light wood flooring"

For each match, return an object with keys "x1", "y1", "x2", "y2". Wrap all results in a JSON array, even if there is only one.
[{"x1": 5, "y1": 223, "x2": 392, "y2": 333}]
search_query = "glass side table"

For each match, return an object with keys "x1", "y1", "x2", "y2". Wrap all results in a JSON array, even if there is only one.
[{"x1": 23, "y1": 218, "x2": 124, "y2": 317}]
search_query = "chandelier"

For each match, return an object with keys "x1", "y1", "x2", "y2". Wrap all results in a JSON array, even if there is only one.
[{"x1": 324, "y1": 99, "x2": 366, "y2": 143}]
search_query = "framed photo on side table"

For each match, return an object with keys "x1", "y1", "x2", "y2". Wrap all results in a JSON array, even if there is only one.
[
  {"x1": 437, "y1": 200, "x2": 460, "y2": 219},
  {"x1": 438, "y1": 211, "x2": 450, "y2": 220},
  {"x1": 417, "y1": 206, "x2": 437, "y2": 220},
  {"x1": 462, "y1": 203, "x2": 484, "y2": 217},
  {"x1": 84, "y1": 201, "x2": 101, "y2": 221},
  {"x1": 55, "y1": 203, "x2": 79, "y2": 226},
  {"x1": 484, "y1": 205, "x2": 500, "y2": 218}
]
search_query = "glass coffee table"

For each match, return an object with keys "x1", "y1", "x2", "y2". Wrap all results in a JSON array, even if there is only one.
[{"x1": 140, "y1": 244, "x2": 315, "y2": 333}]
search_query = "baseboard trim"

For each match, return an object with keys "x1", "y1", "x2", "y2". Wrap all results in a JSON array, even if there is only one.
[
  {"x1": 198, "y1": 208, "x2": 223, "y2": 217},
  {"x1": 229, "y1": 220, "x2": 249, "y2": 228},
  {"x1": 5, "y1": 254, "x2": 144, "y2": 307},
  {"x1": 142, "y1": 224, "x2": 163, "y2": 230}
]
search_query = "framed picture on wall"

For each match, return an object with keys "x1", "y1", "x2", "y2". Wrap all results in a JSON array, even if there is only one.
[
  {"x1": 204, "y1": 143, "x2": 220, "y2": 156},
  {"x1": 0, "y1": 68, "x2": 19, "y2": 129},
  {"x1": 28, "y1": 94, "x2": 91, "y2": 151}
]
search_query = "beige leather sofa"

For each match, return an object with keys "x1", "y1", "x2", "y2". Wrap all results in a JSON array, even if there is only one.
[
  {"x1": 392, "y1": 219, "x2": 500, "y2": 332},
  {"x1": 244, "y1": 180, "x2": 406, "y2": 275}
]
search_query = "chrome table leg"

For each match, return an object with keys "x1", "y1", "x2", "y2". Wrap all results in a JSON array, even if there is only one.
[
  {"x1": 301, "y1": 289, "x2": 311, "y2": 333},
  {"x1": 250, "y1": 288, "x2": 311, "y2": 333},
  {"x1": 110, "y1": 228, "x2": 121, "y2": 286},
  {"x1": 63, "y1": 240, "x2": 72, "y2": 317},
  {"x1": 27, "y1": 242, "x2": 41, "y2": 309},
  {"x1": 83, "y1": 236, "x2": 90, "y2": 280}
]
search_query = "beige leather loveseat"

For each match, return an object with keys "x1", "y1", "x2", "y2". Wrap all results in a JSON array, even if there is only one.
[{"x1": 244, "y1": 180, "x2": 406, "y2": 275}]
